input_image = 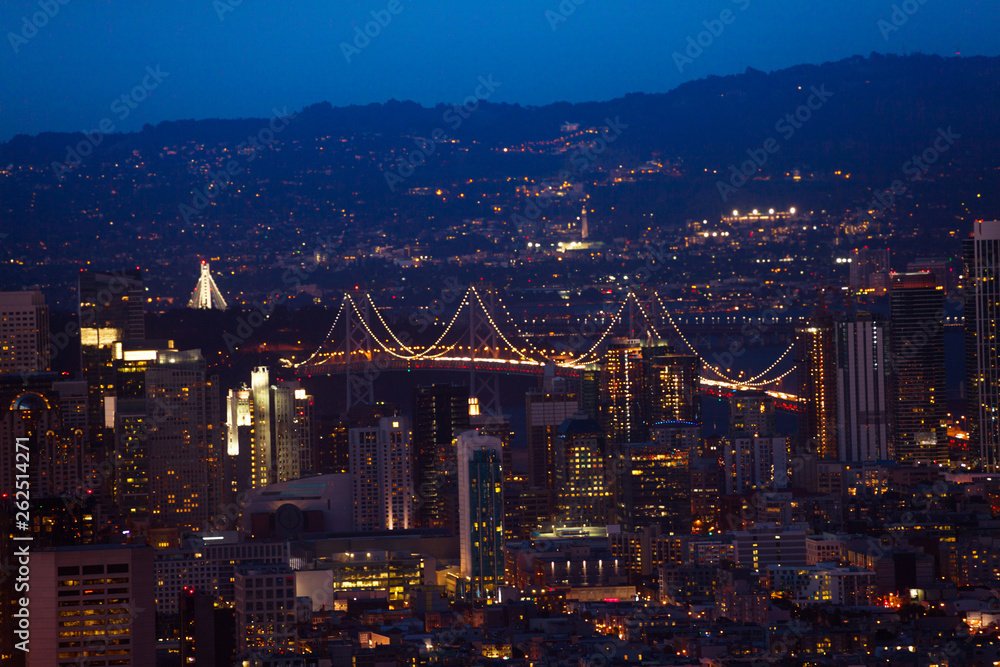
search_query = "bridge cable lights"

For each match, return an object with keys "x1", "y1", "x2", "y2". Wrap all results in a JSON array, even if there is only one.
[{"x1": 286, "y1": 299, "x2": 347, "y2": 368}]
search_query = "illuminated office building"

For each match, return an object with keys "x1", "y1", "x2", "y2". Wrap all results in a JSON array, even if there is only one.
[
  {"x1": 114, "y1": 344, "x2": 222, "y2": 528},
  {"x1": 526, "y1": 375, "x2": 579, "y2": 491},
  {"x1": 305, "y1": 550, "x2": 432, "y2": 609},
  {"x1": 412, "y1": 384, "x2": 469, "y2": 530},
  {"x1": 797, "y1": 314, "x2": 838, "y2": 459},
  {"x1": 247, "y1": 367, "x2": 313, "y2": 488},
  {"x1": 0, "y1": 290, "x2": 49, "y2": 375},
  {"x1": 600, "y1": 338, "x2": 646, "y2": 446},
  {"x1": 836, "y1": 314, "x2": 890, "y2": 462},
  {"x1": 224, "y1": 386, "x2": 254, "y2": 504},
  {"x1": 889, "y1": 272, "x2": 947, "y2": 464},
  {"x1": 0, "y1": 376, "x2": 89, "y2": 499},
  {"x1": 79, "y1": 269, "x2": 145, "y2": 455},
  {"x1": 555, "y1": 413, "x2": 610, "y2": 525},
  {"x1": 723, "y1": 436, "x2": 789, "y2": 495},
  {"x1": 31, "y1": 545, "x2": 156, "y2": 666},
  {"x1": 616, "y1": 423, "x2": 695, "y2": 533},
  {"x1": 729, "y1": 389, "x2": 775, "y2": 437},
  {"x1": 964, "y1": 221, "x2": 1000, "y2": 469},
  {"x1": 234, "y1": 564, "x2": 297, "y2": 656},
  {"x1": 645, "y1": 345, "x2": 701, "y2": 425},
  {"x1": 349, "y1": 416, "x2": 413, "y2": 531},
  {"x1": 457, "y1": 430, "x2": 504, "y2": 598}
]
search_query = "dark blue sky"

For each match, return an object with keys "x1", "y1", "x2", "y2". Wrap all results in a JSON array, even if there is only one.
[{"x1": 1, "y1": 0, "x2": 996, "y2": 141}]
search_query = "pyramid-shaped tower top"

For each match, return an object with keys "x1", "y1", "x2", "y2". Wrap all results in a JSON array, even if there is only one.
[{"x1": 188, "y1": 260, "x2": 228, "y2": 310}]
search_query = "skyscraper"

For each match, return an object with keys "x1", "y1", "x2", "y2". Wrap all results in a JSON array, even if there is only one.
[
  {"x1": 645, "y1": 345, "x2": 702, "y2": 425},
  {"x1": 114, "y1": 345, "x2": 222, "y2": 528},
  {"x1": 889, "y1": 272, "x2": 947, "y2": 464},
  {"x1": 729, "y1": 390, "x2": 775, "y2": 437},
  {"x1": 797, "y1": 313, "x2": 838, "y2": 459},
  {"x1": 526, "y1": 375, "x2": 579, "y2": 491},
  {"x1": 0, "y1": 290, "x2": 49, "y2": 375},
  {"x1": 224, "y1": 386, "x2": 254, "y2": 504},
  {"x1": 349, "y1": 416, "x2": 413, "y2": 531},
  {"x1": 964, "y1": 221, "x2": 1000, "y2": 469},
  {"x1": 836, "y1": 314, "x2": 890, "y2": 462},
  {"x1": 555, "y1": 413, "x2": 610, "y2": 525},
  {"x1": 31, "y1": 545, "x2": 156, "y2": 666},
  {"x1": 457, "y1": 430, "x2": 504, "y2": 599},
  {"x1": 412, "y1": 384, "x2": 470, "y2": 530},
  {"x1": 0, "y1": 376, "x2": 89, "y2": 499},
  {"x1": 723, "y1": 436, "x2": 789, "y2": 494},
  {"x1": 616, "y1": 422, "x2": 697, "y2": 533},
  {"x1": 247, "y1": 367, "x2": 311, "y2": 488},
  {"x1": 849, "y1": 247, "x2": 891, "y2": 295},
  {"x1": 600, "y1": 338, "x2": 646, "y2": 446},
  {"x1": 291, "y1": 383, "x2": 316, "y2": 475},
  {"x1": 79, "y1": 269, "x2": 145, "y2": 455}
]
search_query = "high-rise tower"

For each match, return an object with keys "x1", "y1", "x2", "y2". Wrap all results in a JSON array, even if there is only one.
[
  {"x1": 349, "y1": 417, "x2": 413, "y2": 531},
  {"x1": 890, "y1": 272, "x2": 947, "y2": 464},
  {"x1": 412, "y1": 384, "x2": 470, "y2": 530},
  {"x1": 645, "y1": 345, "x2": 701, "y2": 425},
  {"x1": 836, "y1": 314, "x2": 890, "y2": 462},
  {"x1": 600, "y1": 338, "x2": 646, "y2": 447},
  {"x1": 79, "y1": 269, "x2": 145, "y2": 455},
  {"x1": 964, "y1": 220, "x2": 1000, "y2": 469},
  {"x1": 526, "y1": 373, "x2": 579, "y2": 491},
  {"x1": 797, "y1": 313, "x2": 838, "y2": 459},
  {"x1": 0, "y1": 291, "x2": 49, "y2": 375},
  {"x1": 188, "y1": 260, "x2": 228, "y2": 310},
  {"x1": 114, "y1": 345, "x2": 221, "y2": 528},
  {"x1": 457, "y1": 430, "x2": 504, "y2": 599}
]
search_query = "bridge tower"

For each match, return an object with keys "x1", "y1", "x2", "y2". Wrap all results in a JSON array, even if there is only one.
[
  {"x1": 626, "y1": 290, "x2": 661, "y2": 344},
  {"x1": 469, "y1": 286, "x2": 503, "y2": 423},
  {"x1": 345, "y1": 293, "x2": 375, "y2": 408}
]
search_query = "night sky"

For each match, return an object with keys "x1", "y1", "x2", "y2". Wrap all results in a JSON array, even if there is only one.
[{"x1": 1, "y1": 0, "x2": 996, "y2": 140}]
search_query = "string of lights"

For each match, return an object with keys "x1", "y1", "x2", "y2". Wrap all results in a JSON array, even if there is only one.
[
  {"x1": 491, "y1": 290, "x2": 555, "y2": 360},
  {"x1": 565, "y1": 300, "x2": 626, "y2": 365},
  {"x1": 365, "y1": 293, "x2": 421, "y2": 355},
  {"x1": 289, "y1": 299, "x2": 346, "y2": 368},
  {"x1": 655, "y1": 292, "x2": 793, "y2": 387},
  {"x1": 470, "y1": 287, "x2": 535, "y2": 361}
]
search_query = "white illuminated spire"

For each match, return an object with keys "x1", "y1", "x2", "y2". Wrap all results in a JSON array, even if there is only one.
[{"x1": 188, "y1": 261, "x2": 228, "y2": 310}]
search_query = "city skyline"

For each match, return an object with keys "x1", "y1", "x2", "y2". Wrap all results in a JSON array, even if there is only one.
[{"x1": 2, "y1": 3, "x2": 999, "y2": 662}]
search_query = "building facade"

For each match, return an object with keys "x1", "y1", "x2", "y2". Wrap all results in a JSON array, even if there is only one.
[
  {"x1": 349, "y1": 417, "x2": 413, "y2": 531},
  {"x1": 836, "y1": 314, "x2": 891, "y2": 462},
  {"x1": 889, "y1": 272, "x2": 947, "y2": 464},
  {"x1": 964, "y1": 221, "x2": 1000, "y2": 469},
  {"x1": 0, "y1": 290, "x2": 49, "y2": 375},
  {"x1": 457, "y1": 430, "x2": 505, "y2": 598}
]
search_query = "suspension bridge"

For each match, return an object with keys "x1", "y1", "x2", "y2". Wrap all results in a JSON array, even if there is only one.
[{"x1": 281, "y1": 286, "x2": 801, "y2": 414}]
